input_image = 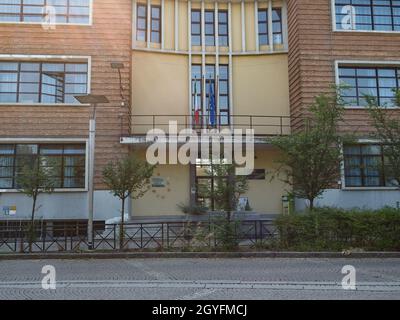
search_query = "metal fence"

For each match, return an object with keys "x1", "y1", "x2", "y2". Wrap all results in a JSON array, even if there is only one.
[{"x1": 0, "y1": 220, "x2": 278, "y2": 253}]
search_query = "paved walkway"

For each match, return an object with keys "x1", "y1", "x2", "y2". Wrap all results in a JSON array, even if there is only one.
[{"x1": 0, "y1": 258, "x2": 399, "y2": 299}]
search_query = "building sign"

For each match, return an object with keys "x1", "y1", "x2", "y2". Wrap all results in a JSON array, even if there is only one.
[
  {"x1": 152, "y1": 177, "x2": 166, "y2": 188},
  {"x1": 2, "y1": 206, "x2": 16, "y2": 216}
]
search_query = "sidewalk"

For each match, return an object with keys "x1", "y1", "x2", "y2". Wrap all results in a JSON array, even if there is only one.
[{"x1": 1, "y1": 251, "x2": 399, "y2": 260}]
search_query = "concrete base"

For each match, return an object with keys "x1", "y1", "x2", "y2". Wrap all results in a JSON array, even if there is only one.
[
  {"x1": 0, "y1": 190, "x2": 123, "y2": 221},
  {"x1": 295, "y1": 189, "x2": 400, "y2": 211},
  {"x1": 129, "y1": 212, "x2": 277, "y2": 223}
]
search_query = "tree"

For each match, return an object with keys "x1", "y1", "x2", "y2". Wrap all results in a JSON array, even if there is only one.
[
  {"x1": 272, "y1": 88, "x2": 352, "y2": 210},
  {"x1": 365, "y1": 89, "x2": 400, "y2": 187},
  {"x1": 16, "y1": 158, "x2": 56, "y2": 252},
  {"x1": 200, "y1": 160, "x2": 249, "y2": 222},
  {"x1": 198, "y1": 160, "x2": 249, "y2": 250},
  {"x1": 103, "y1": 153, "x2": 155, "y2": 249}
]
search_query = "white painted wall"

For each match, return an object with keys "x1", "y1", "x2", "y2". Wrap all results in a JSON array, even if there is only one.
[
  {"x1": 295, "y1": 189, "x2": 400, "y2": 211},
  {"x1": 0, "y1": 191, "x2": 124, "y2": 221}
]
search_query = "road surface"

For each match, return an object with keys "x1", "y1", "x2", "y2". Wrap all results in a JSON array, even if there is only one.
[{"x1": 0, "y1": 257, "x2": 399, "y2": 300}]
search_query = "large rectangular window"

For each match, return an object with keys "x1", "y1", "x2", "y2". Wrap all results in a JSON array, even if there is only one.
[
  {"x1": 344, "y1": 144, "x2": 393, "y2": 187},
  {"x1": 151, "y1": 5, "x2": 161, "y2": 43},
  {"x1": 191, "y1": 9, "x2": 201, "y2": 46},
  {"x1": 258, "y1": 8, "x2": 283, "y2": 45},
  {"x1": 335, "y1": 0, "x2": 400, "y2": 31},
  {"x1": 339, "y1": 66, "x2": 400, "y2": 107},
  {"x1": 0, "y1": 0, "x2": 91, "y2": 24},
  {"x1": 0, "y1": 61, "x2": 88, "y2": 104},
  {"x1": 0, "y1": 144, "x2": 86, "y2": 189},
  {"x1": 136, "y1": 3, "x2": 147, "y2": 41},
  {"x1": 218, "y1": 10, "x2": 229, "y2": 47},
  {"x1": 191, "y1": 64, "x2": 230, "y2": 127}
]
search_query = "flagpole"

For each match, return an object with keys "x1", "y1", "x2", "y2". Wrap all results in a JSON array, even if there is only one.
[{"x1": 216, "y1": 75, "x2": 219, "y2": 128}]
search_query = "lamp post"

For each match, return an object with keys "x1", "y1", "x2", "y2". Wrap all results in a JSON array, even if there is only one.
[{"x1": 75, "y1": 94, "x2": 109, "y2": 250}]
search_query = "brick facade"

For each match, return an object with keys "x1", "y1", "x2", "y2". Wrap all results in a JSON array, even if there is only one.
[
  {"x1": 287, "y1": 0, "x2": 400, "y2": 135},
  {"x1": 0, "y1": 0, "x2": 132, "y2": 189}
]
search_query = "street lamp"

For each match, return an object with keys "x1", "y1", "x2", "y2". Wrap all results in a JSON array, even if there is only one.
[{"x1": 74, "y1": 94, "x2": 109, "y2": 250}]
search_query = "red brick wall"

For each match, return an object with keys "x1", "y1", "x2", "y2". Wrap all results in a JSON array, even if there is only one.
[
  {"x1": 0, "y1": 0, "x2": 133, "y2": 189},
  {"x1": 287, "y1": 0, "x2": 400, "y2": 135}
]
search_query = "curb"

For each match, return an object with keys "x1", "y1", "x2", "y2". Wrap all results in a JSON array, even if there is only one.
[{"x1": 1, "y1": 251, "x2": 400, "y2": 260}]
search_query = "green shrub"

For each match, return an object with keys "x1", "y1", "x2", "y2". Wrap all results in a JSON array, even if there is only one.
[
  {"x1": 210, "y1": 216, "x2": 240, "y2": 250},
  {"x1": 274, "y1": 207, "x2": 400, "y2": 251}
]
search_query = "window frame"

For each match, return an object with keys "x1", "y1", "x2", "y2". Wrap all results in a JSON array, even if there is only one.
[
  {"x1": 150, "y1": 4, "x2": 161, "y2": 43},
  {"x1": 0, "y1": 143, "x2": 87, "y2": 191},
  {"x1": 218, "y1": 10, "x2": 229, "y2": 47},
  {"x1": 195, "y1": 159, "x2": 230, "y2": 211},
  {"x1": 191, "y1": 9, "x2": 202, "y2": 46},
  {"x1": 332, "y1": 0, "x2": 400, "y2": 33},
  {"x1": 204, "y1": 9, "x2": 215, "y2": 46},
  {"x1": 0, "y1": 0, "x2": 93, "y2": 26},
  {"x1": 0, "y1": 57, "x2": 90, "y2": 105},
  {"x1": 336, "y1": 61, "x2": 400, "y2": 109},
  {"x1": 272, "y1": 8, "x2": 283, "y2": 45},
  {"x1": 136, "y1": 3, "x2": 148, "y2": 42},
  {"x1": 191, "y1": 63, "x2": 230, "y2": 127},
  {"x1": 343, "y1": 144, "x2": 391, "y2": 188},
  {"x1": 258, "y1": 8, "x2": 268, "y2": 45},
  {"x1": 258, "y1": 7, "x2": 283, "y2": 46}
]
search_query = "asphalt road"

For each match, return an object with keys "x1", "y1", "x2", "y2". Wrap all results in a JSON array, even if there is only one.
[{"x1": 0, "y1": 258, "x2": 399, "y2": 300}]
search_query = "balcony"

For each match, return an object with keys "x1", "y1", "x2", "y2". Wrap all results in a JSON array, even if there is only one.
[{"x1": 120, "y1": 114, "x2": 292, "y2": 144}]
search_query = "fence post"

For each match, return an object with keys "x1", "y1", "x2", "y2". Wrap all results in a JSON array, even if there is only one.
[
  {"x1": 114, "y1": 224, "x2": 117, "y2": 250},
  {"x1": 161, "y1": 222, "x2": 164, "y2": 249}
]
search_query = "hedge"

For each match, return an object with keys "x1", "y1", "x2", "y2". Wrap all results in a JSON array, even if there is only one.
[{"x1": 274, "y1": 207, "x2": 400, "y2": 251}]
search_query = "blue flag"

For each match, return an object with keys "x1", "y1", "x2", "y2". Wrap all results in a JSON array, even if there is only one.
[{"x1": 209, "y1": 79, "x2": 216, "y2": 126}]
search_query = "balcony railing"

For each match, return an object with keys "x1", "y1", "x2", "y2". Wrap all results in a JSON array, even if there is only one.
[{"x1": 127, "y1": 114, "x2": 292, "y2": 136}]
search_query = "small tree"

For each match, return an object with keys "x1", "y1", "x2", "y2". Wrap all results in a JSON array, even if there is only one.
[
  {"x1": 272, "y1": 88, "x2": 352, "y2": 210},
  {"x1": 16, "y1": 158, "x2": 56, "y2": 251},
  {"x1": 200, "y1": 161, "x2": 249, "y2": 222},
  {"x1": 103, "y1": 153, "x2": 155, "y2": 249},
  {"x1": 366, "y1": 89, "x2": 400, "y2": 187},
  {"x1": 199, "y1": 160, "x2": 249, "y2": 249}
]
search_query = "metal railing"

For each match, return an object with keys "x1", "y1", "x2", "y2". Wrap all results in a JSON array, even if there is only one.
[
  {"x1": 125, "y1": 114, "x2": 381, "y2": 138},
  {"x1": 0, "y1": 220, "x2": 278, "y2": 253},
  {"x1": 128, "y1": 114, "x2": 292, "y2": 136}
]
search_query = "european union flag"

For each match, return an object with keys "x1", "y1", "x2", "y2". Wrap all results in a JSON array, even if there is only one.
[{"x1": 208, "y1": 79, "x2": 216, "y2": 126}]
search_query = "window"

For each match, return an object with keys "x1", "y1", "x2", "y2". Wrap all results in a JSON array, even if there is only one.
[
  {"x1": 218, "y1": 10, "x2": 229, "y2": 47},
  {"x1": 344, "y1": 144, "x2": 394, "y2": 187},
  {"x1": 218, "y1": 65, "x2": 230, "y2": 125},
  {"x1": 136, "y1": 3, "x2": 147, "y2": 41},
  {"x1": 191, "y1": 9, "x2": 201, "y2": 46},
  {"x1": 272, "y1": 8, "x2": 283, "y2": 44},
  {"x1": 335, "y1": 0, "x2": 400, "y2": 31},
  {"x1": 0, "y1": 144, "x2": 86, "y2": 189},
  {"x1": 0, "y1": 0, "x2": 91, "y2": 24},
  {"x1": 258, "y1": 9, "x2": 268, "y2": 45},
  {"x1": 191, "y1": 64, "x2": 202, "y2": 122},
  {"x1": 339, "y1": 66, "x2": 400, "y2": 107},
  {"x1": 258, "y1": 8, "x2": 283, "y2": 45},
  {"x1": 151, "y1": 5, "x2": 161, "y2": 43},
  {"x1": 0, "y1": 61, "x2": 88, "y2": 104},
  {"x1": 195, "y1": 159, "x2": 229, "y2": 210},
  {"x1": 205, "y1": 10, "x2": 215, "y2": 46},
  {"x1": 191, "y1": 64, "x2": 230, "y2": 126}
]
